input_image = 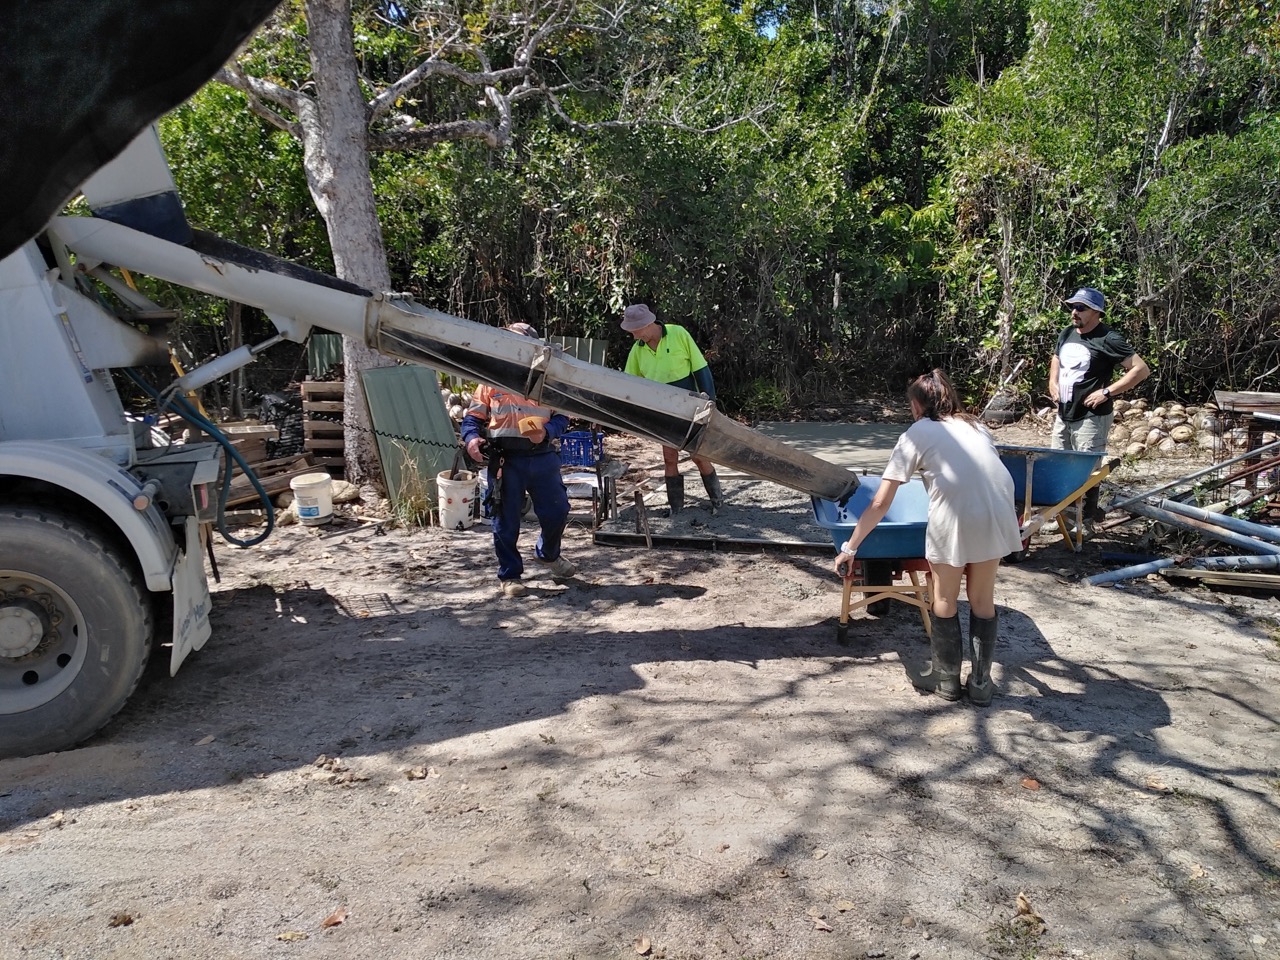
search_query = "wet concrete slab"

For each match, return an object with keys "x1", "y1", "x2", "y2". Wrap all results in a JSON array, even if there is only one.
[
  {"x1": 753, "y1": 421, "x2": 902, "y2": 470},
  {"x1": 597, "y1": 422, "x2": 907, "y2": 550}
]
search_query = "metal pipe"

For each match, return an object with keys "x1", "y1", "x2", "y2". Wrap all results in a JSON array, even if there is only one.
[
  {"x1": 1123, "y1": 500, "x2": 1280, "y2": 555},
  {"x1": 1084, "y1": 558, "x2": 1177, "y2": 587},
  {"x1": 1153, "y1": 497, "x2": 1280, "y2": 545},
  {"x1": 1192, "y1": 554, "x2": 1280, "y2": 570},
  {"x1": 1111, "y1": 438, "x2": 1280, "y2": 509},
  {"x1": 1085, "y1": 552, "x2": 1280, "y2": 587}
]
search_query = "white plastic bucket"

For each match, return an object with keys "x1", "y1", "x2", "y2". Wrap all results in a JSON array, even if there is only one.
[
  {"x1": 290, "y1": 472, "x2": 334, "y2": 526},
  {"x1": 437, "y1": 470, "x2": 479, "y2": 530}
]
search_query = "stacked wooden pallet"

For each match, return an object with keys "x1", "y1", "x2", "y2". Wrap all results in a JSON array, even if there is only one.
[
  {"x1": 224, "y1": 453, "x2": 319, "y2": 508},
  {"x1": 210, "y1": 421, "x2": 322, "y2": 509},
  {"x1": 300, "y1": 380, "x2": 346, "y2": 473},
  {"x1": 220, "y1": 421, "x2": 278, "y2": 466}
]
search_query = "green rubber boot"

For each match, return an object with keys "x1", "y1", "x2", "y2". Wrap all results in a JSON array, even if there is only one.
[
  {"x1": 912, "y1": 614, "x2": 963, "y2": 701},
  {"x1": 665, "y1": 475, "x2": 685, "y2": 516},
  {"x1": 966, "y1": 610, "x2": 999, "y2": 707},
  {"x1": 701, "y1": 470, "x2": 724, "y2": 513}
]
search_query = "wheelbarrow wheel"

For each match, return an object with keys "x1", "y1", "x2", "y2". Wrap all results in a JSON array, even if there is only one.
[
  {"x1": 1004, "y1": 546, "x2": 1029, "y2": 564},
  {"x1": 862, "y1": 559, "x2": 895, "y2": 616}
]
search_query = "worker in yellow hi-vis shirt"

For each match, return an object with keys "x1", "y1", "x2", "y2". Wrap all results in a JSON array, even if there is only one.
[{"x1": 620, "y1": 303, "x2": 725, "y2": 515}]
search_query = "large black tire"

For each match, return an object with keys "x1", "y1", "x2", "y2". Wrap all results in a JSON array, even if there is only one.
[{"x1": 0, "y1": 507, "x2": 152, "y2": 758}]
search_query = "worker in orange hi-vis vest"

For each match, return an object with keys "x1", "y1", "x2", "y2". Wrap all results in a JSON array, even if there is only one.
[{"x1": 460, "y1": 323, "x2": 577, "y2": 598}]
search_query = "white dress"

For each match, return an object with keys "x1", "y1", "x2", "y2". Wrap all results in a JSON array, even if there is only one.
[{"x1": 882, "y1": 417, "x2": 1024, "y2": 566}]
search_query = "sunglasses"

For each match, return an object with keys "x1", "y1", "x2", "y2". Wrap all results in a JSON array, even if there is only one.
[{"x1": 1069, "y1": 304, "x2": 1093, "y2": 313}]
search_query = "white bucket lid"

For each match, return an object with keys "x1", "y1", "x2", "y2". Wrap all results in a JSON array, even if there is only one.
[{"x1": 290, "y1": 472, "x2": 332, "y2": 489}]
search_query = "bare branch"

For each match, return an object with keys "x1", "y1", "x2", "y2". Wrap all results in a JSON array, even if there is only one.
[
  {"x1": 370, "y1": 118, "x2": 503, "y2": 150},
  {"x1": 215, "y1": 65, "x2": 306, "y2": 138}
]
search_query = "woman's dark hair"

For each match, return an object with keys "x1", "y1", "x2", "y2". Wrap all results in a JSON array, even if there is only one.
[{"x1": 907, "y1": 368, "x2": 978, "y2": 423}]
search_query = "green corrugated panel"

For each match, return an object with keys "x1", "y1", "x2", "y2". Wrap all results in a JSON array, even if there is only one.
[
  {"x1": 360, "y1": 365, "x2": 459, "y2": 507},
  {"x1": 549, "y1": 336, "x2": 607, "y2": 366},
  {"x1": 308, "y1": 333, "x2": 343, "y2": 378}
]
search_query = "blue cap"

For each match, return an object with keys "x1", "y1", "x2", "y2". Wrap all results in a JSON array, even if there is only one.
[{"x1": 1064, "y1": 287, "x2": 1106, "y2": 313}]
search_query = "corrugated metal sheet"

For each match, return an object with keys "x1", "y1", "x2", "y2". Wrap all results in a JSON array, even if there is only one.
[
  {"x1": 549, "y1": 336, "x2": 608, "y2": 367},
  {"x1": 360, "y1": 365, "x2": 458, "y2": 507},
  {"x1": 308, "y1": 333, "x2": 343, "y2": 378}
]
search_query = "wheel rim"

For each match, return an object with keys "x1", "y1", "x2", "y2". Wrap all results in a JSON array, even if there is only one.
[{"x1": 0, "y1": 569, "x2": 89, "y2": 714}]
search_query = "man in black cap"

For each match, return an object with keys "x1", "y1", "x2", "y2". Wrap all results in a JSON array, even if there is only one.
[{"x1": 1049, "y1": 286, "x2": 1150, "y2": 519}]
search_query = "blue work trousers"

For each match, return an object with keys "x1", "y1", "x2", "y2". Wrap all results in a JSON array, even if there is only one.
[{"x1": 487, "y1": 450, "x2": 570, "y2": 582}]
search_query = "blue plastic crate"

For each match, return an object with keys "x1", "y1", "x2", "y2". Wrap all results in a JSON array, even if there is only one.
[{"x1": 559, "y1": 431, "x2": 603, "y2": 467}]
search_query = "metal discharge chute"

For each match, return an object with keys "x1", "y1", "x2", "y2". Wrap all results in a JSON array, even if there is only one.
[{"x1": 53, "y1": 215, "x2": 859, "y2": 503}]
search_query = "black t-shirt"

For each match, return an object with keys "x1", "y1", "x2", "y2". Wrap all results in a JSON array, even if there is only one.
[{"x1": 1055, "y1": 323, "x2": 1135, "y2": 422}]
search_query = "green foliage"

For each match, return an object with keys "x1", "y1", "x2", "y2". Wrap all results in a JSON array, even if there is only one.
[
  {"x1": 933, "y1": 0, "x2": 1280, "y2": 399},
  {"x1": 160, "y1": 0, "x2": 1279, "y2": 410}
]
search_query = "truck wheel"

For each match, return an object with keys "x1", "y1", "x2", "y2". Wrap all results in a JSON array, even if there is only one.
[{"x1": 0, "y1": 507, "x2": 153, "y2": 758}]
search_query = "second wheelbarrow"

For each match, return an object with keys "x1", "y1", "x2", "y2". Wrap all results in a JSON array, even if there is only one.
[{"x1": 996, "y1": 444, "x2": 1111, "y2": 554}]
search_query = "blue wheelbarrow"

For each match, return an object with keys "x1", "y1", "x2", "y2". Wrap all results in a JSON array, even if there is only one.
[
  {"x1": 996, "y1": 445, "x2": 1111, "y2": 554},
  {"x1": 812, "y1": 476, "x2": 932, "y2": 645}
]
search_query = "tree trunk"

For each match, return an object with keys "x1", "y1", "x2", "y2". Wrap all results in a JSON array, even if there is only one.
[
  {"x1": 304, "y1": 0, "x2": 398, "y2": 493},
  {"x1": 228, "y1": 300, "x2": 244, "y2": 419},
  {"x1": 994, "y1": 199, "x2": 1015, "y2": 378}
]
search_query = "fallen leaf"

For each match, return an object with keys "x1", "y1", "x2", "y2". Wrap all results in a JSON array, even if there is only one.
[
  {"x1": 807, "y1": 907, "x2": 825, "y2": 919},
  {"x1": 835, "y1": 900, "x2": 857, "y2": 912},
  {"x1": 633, "y1": 935, "x2": 652, "y2": 955},
  {"x1": 277, "y1": 930, "x2": 308, "y2": 942},
  {"x1": 1014, "y1": 891, "x2": 1045, "y2": 930},
  {"x1": 405, "y1": 767, "x2": 428, "y2": 780},
  {"x1": 108, "y1": 913, "x2": 134, "y2": 928},
  {"x1": 1020, "y1": 777, "x2": 1041, "y2": 791},
  {"x1": 395, "y1": 692, "x2": 415, "y2": 700},
  {"x1": 813, "y1": 848, "x2": 828, "y2": 860},
  {"x1": 1132, "y1": 731, "x2": 1154, "y2": 741},
  {"x1": 1188, "y1": 864, "x2": 1207, "y2": 879},
  {"x1": 1145, "y1": 776, "x2": 1170, "y2": 792},
  {"x1": 813, "y1": 918, "x2": 833, "y2": 932},
  {"x1": 194, "y1": 735, "x2": 215, "y2": 746},
  {"x1": 775, "y1": 867, "x2": 790, "y2": 878},
  {"x1": 320, "y1": 906, "x2": 348, "y2": 928}
]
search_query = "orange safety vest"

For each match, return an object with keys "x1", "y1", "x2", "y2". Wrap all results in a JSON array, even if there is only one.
[{"x1": 465, "y1": 384, "x2": 556, "y2": 441}]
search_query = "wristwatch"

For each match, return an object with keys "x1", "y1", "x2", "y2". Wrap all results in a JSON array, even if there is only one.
[{"x1": 1103, "y1": 387, "x2": 1112, "y2": 400}]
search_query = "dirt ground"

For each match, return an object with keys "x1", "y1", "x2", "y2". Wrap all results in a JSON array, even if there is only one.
[{"x1": 2, "y1": 416, "x2": 1279, "y2": 960}]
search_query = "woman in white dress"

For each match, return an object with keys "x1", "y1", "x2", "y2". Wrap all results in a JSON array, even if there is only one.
[{"x1": 834, "y1": 369, "x2": 1023, "y2": 705}]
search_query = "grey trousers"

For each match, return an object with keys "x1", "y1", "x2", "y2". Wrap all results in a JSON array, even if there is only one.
[{"x1": 1051, "y1": 412, "x2": 1113, "y2": 452}]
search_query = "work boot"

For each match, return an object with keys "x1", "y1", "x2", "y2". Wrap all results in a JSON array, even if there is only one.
[
  {"x1": 966, "y1": 610, "x2": 1000, "y2": 707},
  {"x1": 912, "y1": 614, "x2": 963, "y2": 701},
  {"x1": 1083, "y1": 485, "x2": 1107, "y2": 525},
  {"x1": 538, "y1": 556, "x2": 578, "y2": 579},
  {"x1": 701, "y1": 470, "x2": 725, "y2": 514},
  {"x1": 500, "y1": 579, "x2": 527, "y2": 598},
  {"x1": 665, "y1": 475, "x2": 685, "y2": 516}
]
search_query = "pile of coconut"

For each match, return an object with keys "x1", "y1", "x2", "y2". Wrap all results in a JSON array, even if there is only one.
[
  {"x1": 440, "y1": 386, "x2": 472, "y2": 424},
  {"x1": 1107, "y1": 398, "x2": 1264, "y2": 460}
]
